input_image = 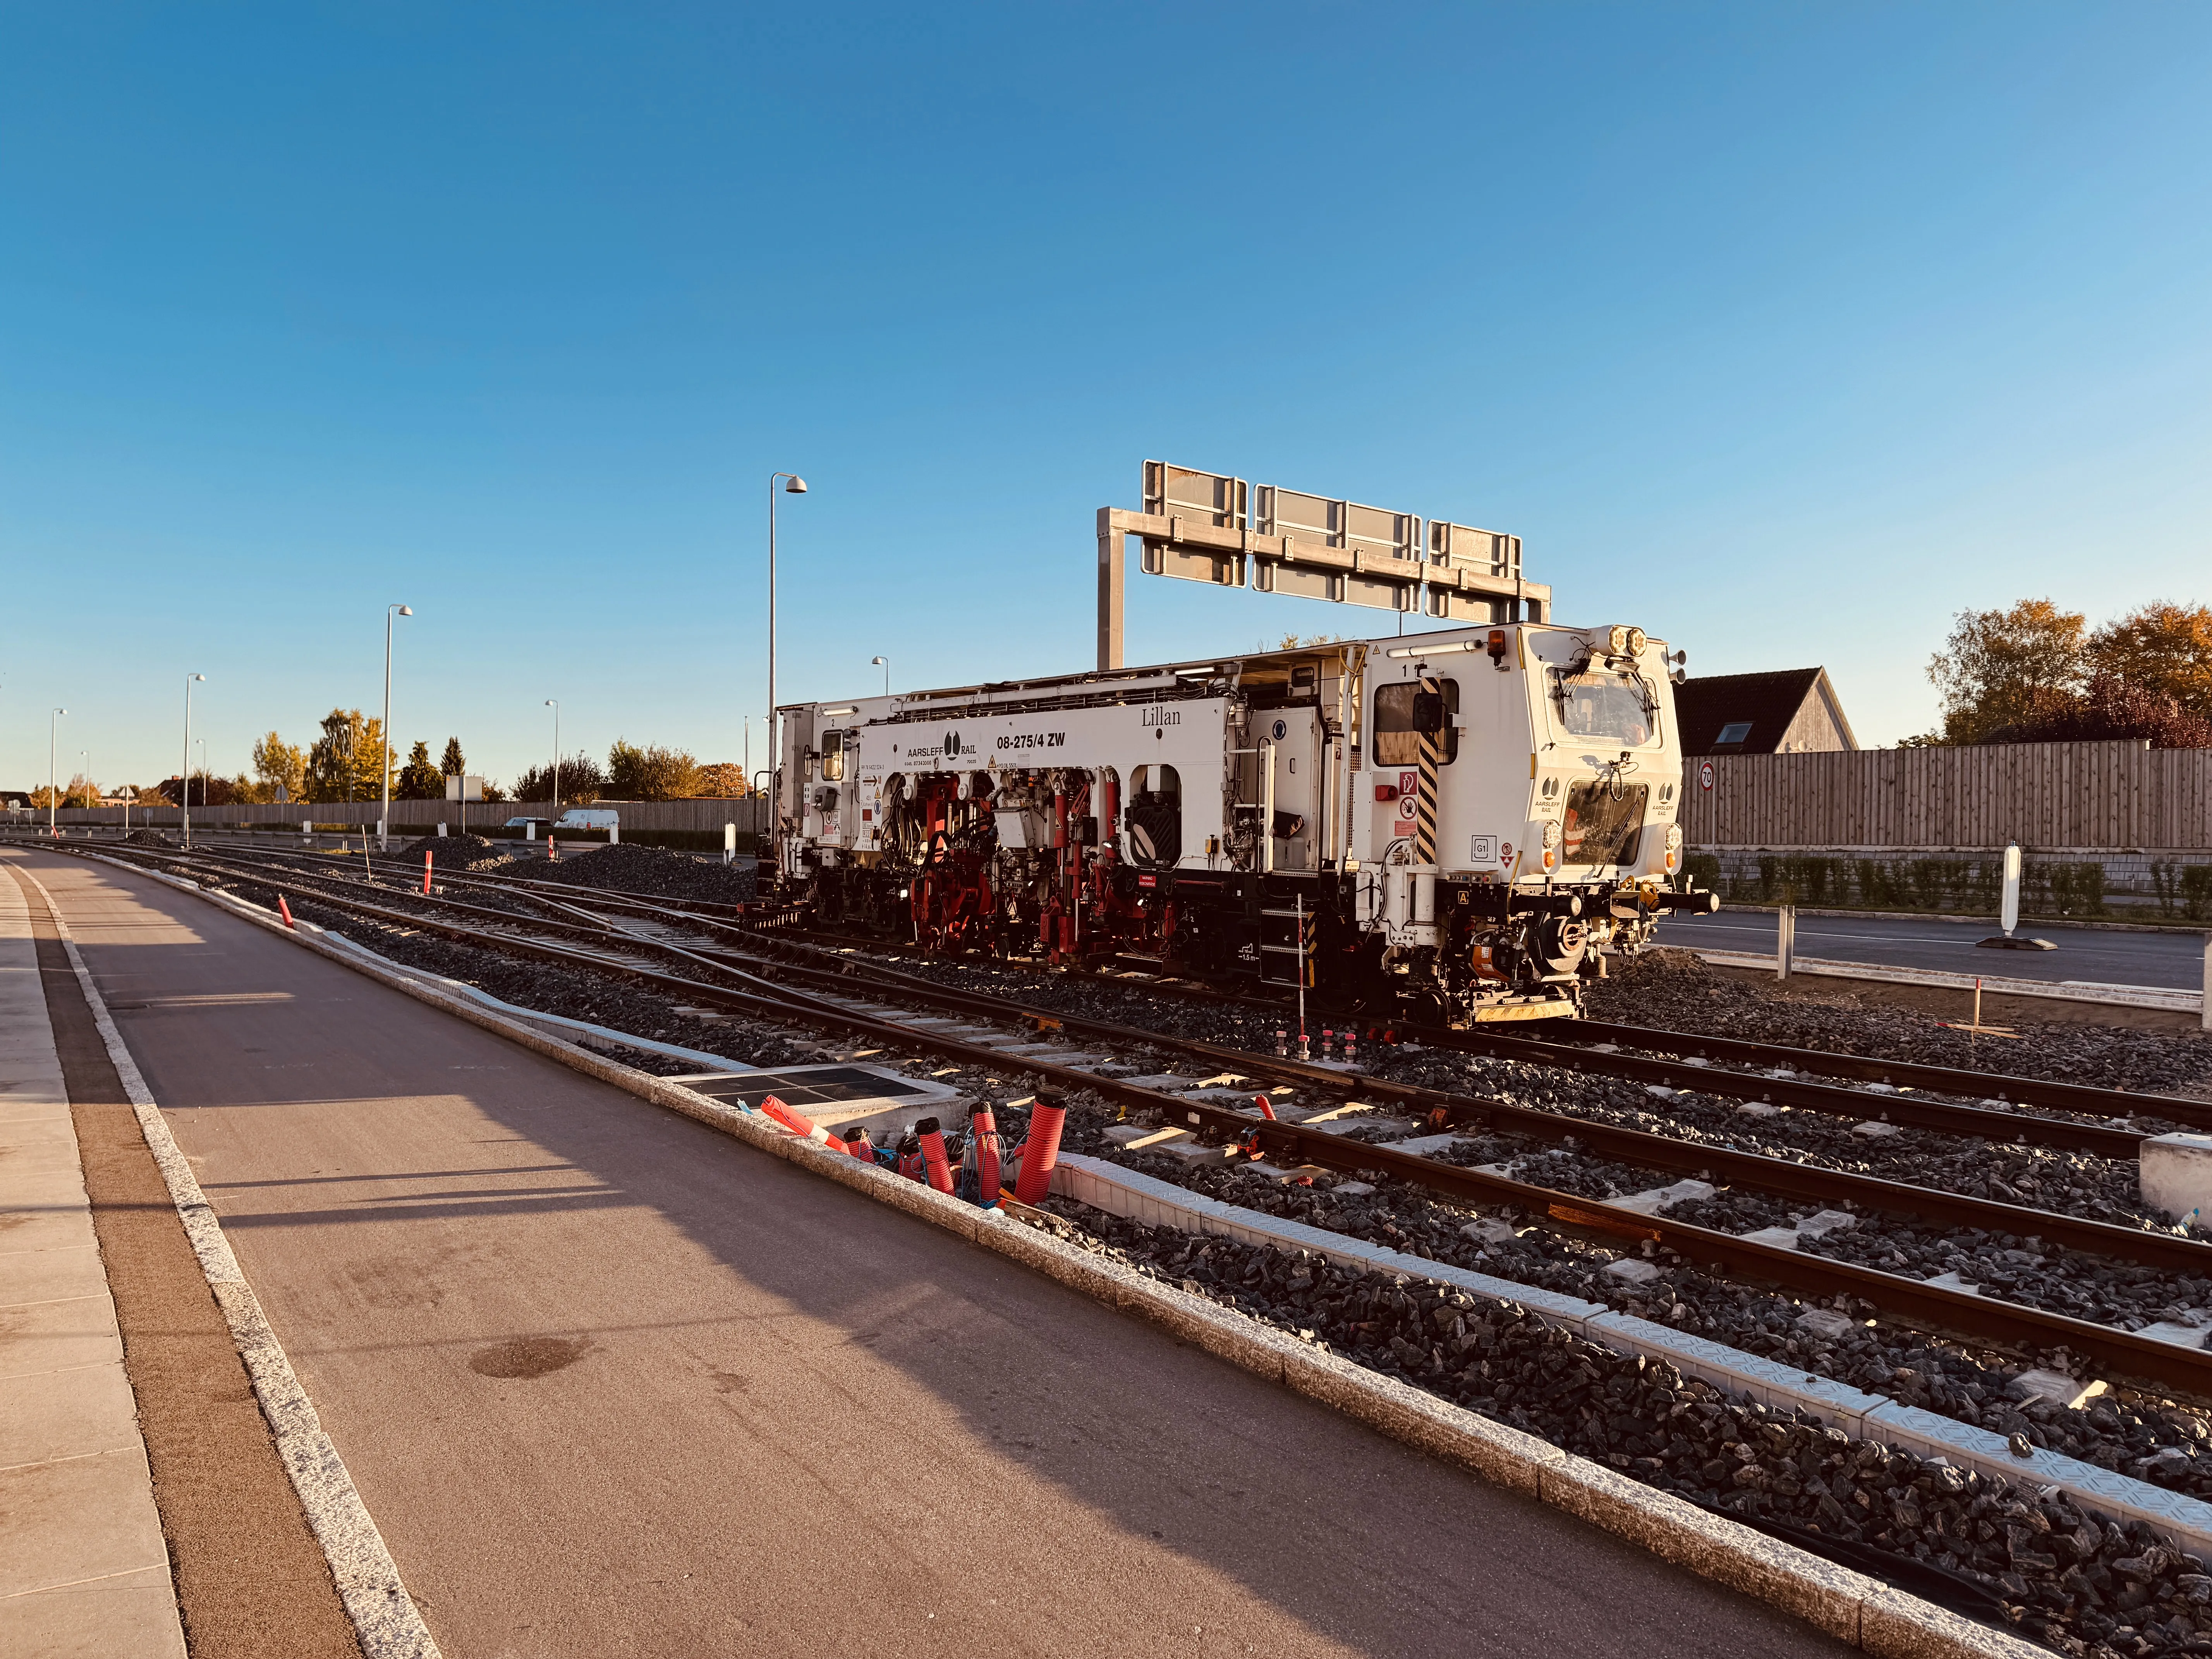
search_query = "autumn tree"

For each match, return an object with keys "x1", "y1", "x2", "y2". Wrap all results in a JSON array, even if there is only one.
[
  {"x1": 695, "y1": 762, "x2": 747, "y2": 798},
  {"x1": 1925, "y1": 599, "x2": 2088, "y2": 744},
  {"x1": 2087, "y1": 601, "x2": 2212, "y2": 724},
  {"x1": 250, "y1": 732, "x2": 307, "y2": 804},
  {"x1": 606, "y1": 739, "x2": 703, "y2": 802},
  {"x1": 440, "y1": 737, "x2": 465, "y2": 780}
]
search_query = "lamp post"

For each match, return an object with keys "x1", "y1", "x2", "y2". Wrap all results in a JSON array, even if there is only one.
[
  {"x1": 544, "y1": 699, "x2": 560, "y2": 814},
  {"x1": 182, "y1": 673, "x2": 204, "y2": 848},
  {"x1": 48, "y1": 708, "x2": 65, "y2": 837},
  {"x1": 767, "y1": 471, "x2": 807, "y2": 802},
  {"x1": 79, "y1": 751, "x2": 89, "y2": 818},
  {"x1": 872, "y1": 654, "x2": 890, "y2": 697},
  {"x1": 382, "y1": 603, "x2": 412, "y2": 848}
]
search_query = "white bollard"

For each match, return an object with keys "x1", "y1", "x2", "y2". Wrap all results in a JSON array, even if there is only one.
[
  {"x1": 724, "y1": 822, "x2": 736, "y2": 864},
  {"x1": 1776, "y1": 904, "x2": 1795, "y2": 981},
  {"x1": 610, "y1": 823, "x2": 619, "y2": 845},
  {"x1": 436, "y1": 822, "x2": 448, "y2": 837},
  {"x1": 2202, "y1": 936, "x2": 2210, "y2": 1033},
  {"x1": 526, "y1": 822, "x2": 535, "y2": 840}
]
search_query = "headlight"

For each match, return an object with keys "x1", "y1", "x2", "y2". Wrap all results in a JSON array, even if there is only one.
[
  {"x1": 1665, "y1": 824, "x2": 1683, "y2": 853},
  {"x1": 1542, "y1": 820, "x2": 1563, "y2": 851},
  {"x1": 1606, "y1": 625, "x2": 1631, "y2": 655},
  {"x1": 1626, "y1": 627, "x2": 1648, "y2": 656}
]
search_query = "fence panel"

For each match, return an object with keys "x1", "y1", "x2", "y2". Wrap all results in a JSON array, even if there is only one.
[{"x1": 1678, "y1": 741, "x2": 2211, "y2": 851}]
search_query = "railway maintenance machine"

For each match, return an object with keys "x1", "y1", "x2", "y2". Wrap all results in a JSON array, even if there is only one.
[{"x1": 772, "y1": 462, "x2": 1718, "y2": 1025}]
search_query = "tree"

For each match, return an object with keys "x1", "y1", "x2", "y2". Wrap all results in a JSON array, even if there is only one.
[
  {"x1": 1925, "y1": 599, "x2": 2088, "y2": 744},
  {"x1": 695, "y1": 762, "x2": 747, "y2": 798},
  {"x1": 2087, "y1": 601, "x2": 2212, "y2": 724},
  {"x1": 150, "y1": 771, "x2": 236, "y2": 807},
  {"x1": 606, "y1": 739, "x2": 702, "y2": 802},
  {"x1": 1984, "y1": 670, "x2": 2212, "y2": 749},
  {"x1": 440, "y1": 737, "x2": 465, "y2": 780},
  {"x1": 514, "y1": 749, "x2": 605, "y2": 805},
  {"x1": 250, "y1": 732, "x2": 307, "y2": 804},
  {"x1": 304, "y1": 710, "x2": 387, "y2": 803},
  {"x1": 396, "y1": 741, "x2": 442, "y2": 800}
]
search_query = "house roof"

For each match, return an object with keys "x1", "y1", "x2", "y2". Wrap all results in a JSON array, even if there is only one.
[{"x1": 1674, "y1": 668, "x2": 1851, "y2": 756}]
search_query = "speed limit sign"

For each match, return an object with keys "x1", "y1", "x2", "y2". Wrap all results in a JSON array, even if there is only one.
[{"x1": 1698, "y1": 760, "x2": 1715, "y2": 792}]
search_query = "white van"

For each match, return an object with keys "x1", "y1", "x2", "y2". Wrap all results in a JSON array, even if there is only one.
[{"x1": 555, "y1": 808, "x2": 620, "y2": 833}]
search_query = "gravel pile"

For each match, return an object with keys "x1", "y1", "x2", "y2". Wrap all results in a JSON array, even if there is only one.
[
  {"x1": 401, "y1": 833, "x2": 520, "y2": 873},
  {"x1": 1033, "y1": 1202, "x2": 2212, "y2": 1655},
  {"x1": 122, "y1": 828, "x2": 178, "y2": 848},
  {"x1": 501, "y1": 843, "x2": 756, "y2": 905},
  {"x1": 1589, "y1": 950, "x2": 2212, "y2": 1099}
]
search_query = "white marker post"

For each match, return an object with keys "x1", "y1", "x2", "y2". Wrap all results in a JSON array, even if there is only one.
[
  {"x1": 1776, "y1": 905, "x2": 1795, "y2": 981},
  {"x1": 1978, "y1": 840, "x2": 2055, "y2": 951},
  {"x1": 724, "y1": 822, "x2": 736, "y2": 865},
  {"x1": 2202, "y1": 937, "x2": 2210, "y2": 1034}
]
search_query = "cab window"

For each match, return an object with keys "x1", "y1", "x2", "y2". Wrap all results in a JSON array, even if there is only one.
[
  {"x1": 1372, "y1": 679, "x2": 1459, "y2": 767},
  {"x1": 1553, "y1": 669, "x2": 1657, "y2": 746},
  {"x1": 821, "y1": 731, "x2": 848, "y2": 781}
]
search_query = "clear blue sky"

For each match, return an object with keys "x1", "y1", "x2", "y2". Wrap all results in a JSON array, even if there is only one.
[{"x1": 4, "y1": 3, "x2": 2209, "y2": 792}]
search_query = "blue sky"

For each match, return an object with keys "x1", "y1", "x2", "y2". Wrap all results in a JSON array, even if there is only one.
[{"x1": 4, "y1": 3, "x2": 2209, "y2": 792}]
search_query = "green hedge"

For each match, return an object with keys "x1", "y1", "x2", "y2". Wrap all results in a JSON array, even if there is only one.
[{"x1": 1696, "y1": 854, "x2": 2212, "y2": 920}]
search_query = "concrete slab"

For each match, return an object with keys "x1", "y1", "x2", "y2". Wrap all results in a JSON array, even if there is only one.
[
  {"x1": 1610, "y1": 1179, "x2": 1716, "y2": 1217},
  {"x1": 2142, "y1": 1133, "x2": 2212, "y2": 1223},
  {"x1": 0, "y1": 1563, "x2": 186, "y2": 1659},
  {"x1": 0, "y1": 1355, "x2": 144, "y2": 1467},
  {"x1": 0, "y1": 860, "x2": 185, "y2": 1653},
  {"x1": 0, "y1": 1293, "x2": 125, "y2": 1380}
]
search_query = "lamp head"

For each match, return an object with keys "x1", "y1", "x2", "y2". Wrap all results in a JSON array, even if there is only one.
[
  {"x1": 785, "y1": 475, "x2": 807, "y2": 494},
  {"x1": 398, "y1": 605, "x2": 413, "y2": 617},
  {"x1": 544, "y1": 698, "x2": 556, "y2": 708},
  {"x1": 190, "y1": 673, "x2": 204, "y2": 682},
  {"x1": 871, "y1": 655, "x2": 886, "y2": 666}
]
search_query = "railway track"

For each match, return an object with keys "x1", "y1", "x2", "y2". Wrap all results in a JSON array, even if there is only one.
[{"x1": 50, "y1": 834, "x2": 2212, "y2": 1405}]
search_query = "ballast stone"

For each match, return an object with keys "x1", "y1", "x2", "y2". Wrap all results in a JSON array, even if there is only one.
[
  {"x1": 1602, "y1": 1258, "x2": 1663, "y2": 1286},
  {"x1": 1794, "y1": 1308, "x2": 1858, "y2": 1342},
  {"x1": 2139, "y1": 1133, "x2": 2212, "y2": 1224}
]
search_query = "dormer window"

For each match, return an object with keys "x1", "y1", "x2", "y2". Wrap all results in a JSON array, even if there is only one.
[{"x1": 1714, "y1": 720, "x2": 1753, "y2": 747}]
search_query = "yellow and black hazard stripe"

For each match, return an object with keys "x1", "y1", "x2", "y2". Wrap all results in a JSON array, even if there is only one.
[{"x1": 1416, "y1": 670, "x2": 1441, "y2": 866}]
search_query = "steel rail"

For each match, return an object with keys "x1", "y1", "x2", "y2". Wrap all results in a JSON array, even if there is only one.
[
  {"x1": 173, "y1": 845, "x2": 2212, "y2": 1282},
  {"x1": 1556, "y1": 1016, "x2": 2212, "y2": 1122},
  {"x1": 50, "y1": 840, "x2": 2212, "y2": 1400}
]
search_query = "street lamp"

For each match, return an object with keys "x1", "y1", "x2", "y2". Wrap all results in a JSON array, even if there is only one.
[
  {"x1": 182, "y1": 673, "x2": 205, "y2": 848},
  {"x1": 767, "y1": 471, "x2": 807, "y2": 805},
  {"x1": 79, "y1": 751, "x2": 89, "y2": 817},
  {"x1": 48, "y1": 708, "x2": 65, "y2": 838},
  {"x1": 382, "y1": 603, "x2": 412, "y2": 848},
  {"x1": 872, "y1": 655, "x2": 890, "y2": 697},
  {"x1": 544, "y1": 700, "x2": 560, "y2": 814}
]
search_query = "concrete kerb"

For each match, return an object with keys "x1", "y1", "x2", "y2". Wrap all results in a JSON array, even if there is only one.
[
  {"x1": 11, "y1": 864, "x2": 443, "y2": 1659},
  {"x1": 41, "y1": 848, "x2": 2047, "y2": 1659}
]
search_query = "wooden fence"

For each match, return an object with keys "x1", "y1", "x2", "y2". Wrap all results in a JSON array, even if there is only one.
[
  {"x1": 1680, "y1": 741, "x2": 2212, "y2": 851},
  {"x1": 4, "y1": 797, "x2": 774, "y2": 835}
]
